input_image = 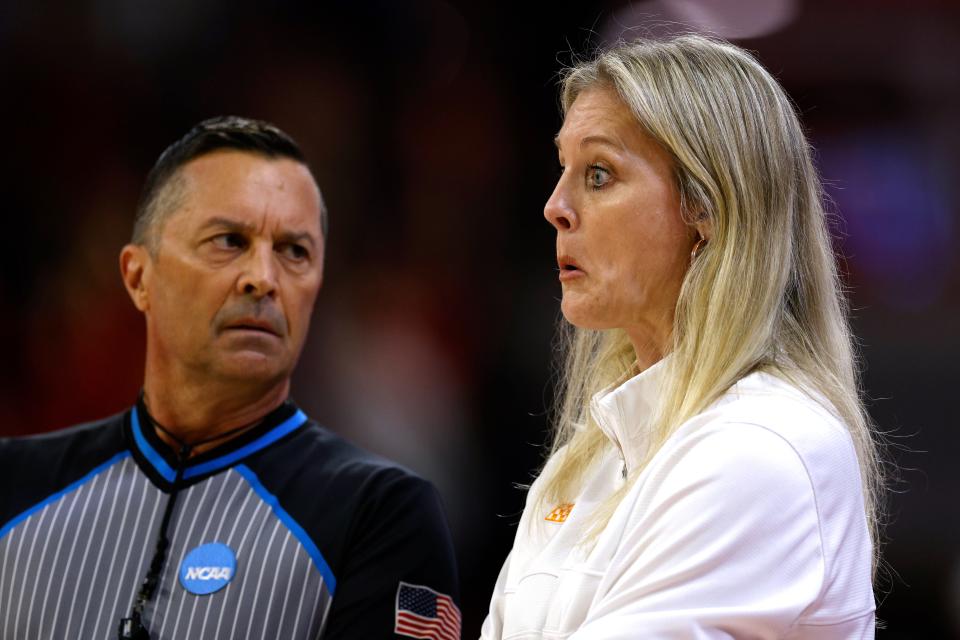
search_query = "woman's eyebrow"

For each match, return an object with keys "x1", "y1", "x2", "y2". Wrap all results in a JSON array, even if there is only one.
[{"x1": 553, "y1": 134, "x2": 625, "y2": 151}]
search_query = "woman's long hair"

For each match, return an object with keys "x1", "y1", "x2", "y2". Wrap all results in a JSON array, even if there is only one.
[{"x1": 537, "y1": 34, "x2": 884, "y2": 576}]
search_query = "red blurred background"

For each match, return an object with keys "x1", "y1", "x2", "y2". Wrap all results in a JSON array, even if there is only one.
[{"x1": 0, "y1": 1, "x2": 957, "y2": 635}]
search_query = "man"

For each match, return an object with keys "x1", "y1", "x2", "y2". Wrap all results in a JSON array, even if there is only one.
[{"x1": 0, "y1": 117, "x2": 461, "y2": 639}]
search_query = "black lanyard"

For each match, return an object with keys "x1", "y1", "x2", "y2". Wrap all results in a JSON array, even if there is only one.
[
  {"x1": 118, "y1": 440, "x2": 190, "y2": 640},
  {"x1": 118, "y1": 402, "x2": 260, "y2": 639}
]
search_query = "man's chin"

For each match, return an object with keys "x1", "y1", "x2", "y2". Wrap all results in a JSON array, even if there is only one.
[{"x1": 214, "y1": 352, "x2": 291, "y2": 384}]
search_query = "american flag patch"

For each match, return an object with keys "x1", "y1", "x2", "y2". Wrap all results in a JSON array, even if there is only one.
[{"x1": 394, "y1": 581, "x2": 461, "y2": 640}]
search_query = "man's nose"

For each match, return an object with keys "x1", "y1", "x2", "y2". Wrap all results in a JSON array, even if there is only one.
[
  {"x1": 544, "y1": 180, "x2": 578, "y2": 231},
  {"x1": 237, "y1": 243, "x2": 278, "y2": 298}
]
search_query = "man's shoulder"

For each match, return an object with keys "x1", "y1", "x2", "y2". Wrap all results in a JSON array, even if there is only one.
[
  {"x1": 1, "y1": 410, "x2": 127, "y2": 457},
  {"x1": 242, "y1": 420, "x2": 451, "y2": 586},
  {"x1": 274, "y1": 419, "x2": 423, "y2": 481},
  {"x1": 0, "y1": 409, "x2": 130, "y2": 526},
  {"x1": 248, "y1": 418, "x2": 435, "y2": 513}
]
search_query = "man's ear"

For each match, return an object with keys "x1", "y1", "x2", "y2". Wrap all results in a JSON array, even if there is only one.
[{"x1": 120, "y1": 244, "x2": 151, "y2": 312}]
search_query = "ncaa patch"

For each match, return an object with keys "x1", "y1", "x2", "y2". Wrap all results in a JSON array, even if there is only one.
[{"x1": 179, "y1": 542, "x2": 237, "y2": 595}]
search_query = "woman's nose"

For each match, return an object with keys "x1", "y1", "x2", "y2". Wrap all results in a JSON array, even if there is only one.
[{"x1": 544, "y1": 181, "x2": 578, "y2": 232}]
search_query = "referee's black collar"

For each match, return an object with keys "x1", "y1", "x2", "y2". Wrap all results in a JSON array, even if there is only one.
[{"x1": 125, "y1": 393, "x2": 309, "y2": 489}]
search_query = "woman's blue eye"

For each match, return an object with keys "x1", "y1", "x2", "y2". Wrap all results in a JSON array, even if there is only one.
[{"x1": 587, "y1": 165, "x2": 610, "y2": 189}]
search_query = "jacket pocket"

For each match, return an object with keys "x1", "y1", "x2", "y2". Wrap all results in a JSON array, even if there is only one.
[
  {"x1": 551, "y1": 569, "x2": 602, "y2": 633},
  {"x1": 502, "y1": 572, "x2": 559, "y2": 639}
]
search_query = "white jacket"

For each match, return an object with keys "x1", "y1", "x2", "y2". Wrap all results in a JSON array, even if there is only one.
[{"x1": 481, "y1": 360, "x2": 875, "y2": 639}]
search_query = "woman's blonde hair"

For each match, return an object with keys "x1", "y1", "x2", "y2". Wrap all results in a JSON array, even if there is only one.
[{"x1": 538, "y1": 34, "x2": 884, "y2": 575}]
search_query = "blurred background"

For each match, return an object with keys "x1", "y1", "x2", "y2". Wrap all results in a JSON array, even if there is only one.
[{"x1": 0, "y1": 0, "x2": 957, "y2": 636}]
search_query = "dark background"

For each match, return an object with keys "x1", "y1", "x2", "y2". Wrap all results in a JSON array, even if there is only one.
[{"x1": 0, "y1": 0, "x2": 957, "y2": 636}]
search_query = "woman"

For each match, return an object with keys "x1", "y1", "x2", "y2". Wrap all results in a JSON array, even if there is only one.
[{"x1": 481, "y1": 35, "x2": 882, "y2": 639}]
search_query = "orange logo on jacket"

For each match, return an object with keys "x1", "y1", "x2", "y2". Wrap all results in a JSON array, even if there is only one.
[{"x1": 545, "y1": 503, "x2": 574, "y2": 523}]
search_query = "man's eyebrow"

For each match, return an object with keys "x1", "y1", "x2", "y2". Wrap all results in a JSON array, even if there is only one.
[
  {"x1": 277, "y1": 230, "x2": 316, "y2": 248},
  {"x1": 200, "y1": 217, "x2": 317, "y2": 248},
  {"x1": 199, "y1": 216, "x2": 256, "y2": 233}
]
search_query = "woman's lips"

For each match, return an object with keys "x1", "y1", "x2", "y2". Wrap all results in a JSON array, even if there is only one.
[{"x1": 557, "y1": 255, "x2": 585, "y2": 281}]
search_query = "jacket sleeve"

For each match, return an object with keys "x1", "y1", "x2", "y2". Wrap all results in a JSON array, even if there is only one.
[
  {"x1": 322, "y1": 470, "x2": 461, "y2": 640},
  {"x1": 478, "y1": 550, "x2": 511, "y2": 639},
  {"x1": 568, "y1": 422, "x2": 862, "y2": 640}
]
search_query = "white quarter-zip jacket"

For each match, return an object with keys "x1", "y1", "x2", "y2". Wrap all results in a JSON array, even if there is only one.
[{"x1": 481, "y1": 360, "x2": 875, "y2": 639}]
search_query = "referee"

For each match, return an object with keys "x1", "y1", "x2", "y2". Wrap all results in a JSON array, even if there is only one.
[{"x1": 0, "y1": 117, "x2": 460, "y2": 639}]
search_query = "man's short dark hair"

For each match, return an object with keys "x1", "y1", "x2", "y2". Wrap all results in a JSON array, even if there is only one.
[{"x1": 132, "y1": 116, "x2": 326, "y2": 250}]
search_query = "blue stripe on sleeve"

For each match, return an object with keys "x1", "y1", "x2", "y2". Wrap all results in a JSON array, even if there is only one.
[
  {"x1": 235, "y1": 464, "x2": 337, "y2": 595},
  {"x1": 0, "y1": 451, "x2": 131, "y2": 542}
]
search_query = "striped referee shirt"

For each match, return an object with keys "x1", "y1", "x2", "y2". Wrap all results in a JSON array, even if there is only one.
[{"x1": 0, "y1": 397, "x2": 459, "y2": 639}]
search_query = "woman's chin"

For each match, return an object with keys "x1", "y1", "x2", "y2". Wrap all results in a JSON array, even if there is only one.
[{"x1": 560, "y1": 300, "x2": 614, "y2": 330}]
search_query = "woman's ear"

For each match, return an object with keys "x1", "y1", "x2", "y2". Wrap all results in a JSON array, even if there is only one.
[
  {"x1": 689, "y1": 215, "x2": 712, "y2": 262},
  {"x1": 693, "y1": 215, "x2": 712, "y2": 242}
]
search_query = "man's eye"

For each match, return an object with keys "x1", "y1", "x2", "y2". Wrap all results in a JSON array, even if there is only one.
[
  {"x1": 587, "y1": 165, "x2": 611, "y2": 189},
  {"x1": 280, "y1": 243, "x2": 309, "y2": 261},
  {"x1": 212, "y1": 233, "x2": 246, "y2": 250}
]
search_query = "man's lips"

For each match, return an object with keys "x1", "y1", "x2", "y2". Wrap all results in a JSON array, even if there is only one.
[{"x1": 222, "y1": 319, "x2": 282, "y2": 336}]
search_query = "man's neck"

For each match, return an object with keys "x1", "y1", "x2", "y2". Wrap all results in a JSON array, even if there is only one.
[{"x1": 142, "y1": 377, "x2": 290, "y2": 458}]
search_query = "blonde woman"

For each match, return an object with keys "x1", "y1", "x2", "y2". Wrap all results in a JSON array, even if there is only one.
[{"x1": 481, "y1": 35, "x2": 882, "y2": 639}]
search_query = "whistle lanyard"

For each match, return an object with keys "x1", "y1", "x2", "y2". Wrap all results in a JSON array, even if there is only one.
[
  {"x1": 118, "y1": 441, "x2": 190, "y2": 640},
  {"x1": 118, "y1": 403, "x2": 260, "y2": 639}
]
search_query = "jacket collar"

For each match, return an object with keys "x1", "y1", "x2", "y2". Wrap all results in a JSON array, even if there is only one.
[
  {"x1": 126, "y1": 394, "x2": 309, "y2": 488},
  {"x1": 589, "y1": 357, "x2": 670, "y2": 474}
]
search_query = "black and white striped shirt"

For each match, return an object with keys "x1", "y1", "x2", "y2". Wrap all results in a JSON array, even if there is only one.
[{"x1": 0, "y1": 398, "x2": 459, "y2": 639}]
